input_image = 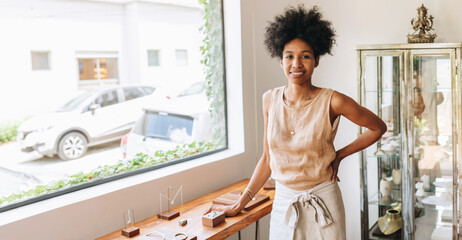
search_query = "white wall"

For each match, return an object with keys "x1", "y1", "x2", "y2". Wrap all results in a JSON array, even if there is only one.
[
  {"x1": 250, "y1": 0, "x2": 462, "y2": 239},
  {"x1": 1, "y1": 0, "x2": 462, "y2": 239}
]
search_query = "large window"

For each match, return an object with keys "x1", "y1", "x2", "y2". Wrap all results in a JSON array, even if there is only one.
[{"x1": 0, "y1": 0, "x2": 226, "y2": 212}]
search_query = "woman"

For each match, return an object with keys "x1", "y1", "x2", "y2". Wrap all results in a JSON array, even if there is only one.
[{"x1": 206, "y1": 5, "x2": 387, "y2": 239}]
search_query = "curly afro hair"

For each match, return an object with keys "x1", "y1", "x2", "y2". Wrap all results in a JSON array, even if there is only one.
[{"x1": 264, "y1": 5, "x2": 336, "y2": 59}]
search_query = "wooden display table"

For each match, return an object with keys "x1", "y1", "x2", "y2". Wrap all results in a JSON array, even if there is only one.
[{"x1": 97, "y1": 179, "x2": 274, "y2": 240}]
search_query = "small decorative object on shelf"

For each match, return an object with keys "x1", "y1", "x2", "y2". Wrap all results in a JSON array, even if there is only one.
[
  {"x1": 379, "y1": 178, "x2": 393, "y2": 205},
  {"x1": 392, "y1": 169, "x2": 401, "y2": 185},
  {"x1": 121, "y1": 209, "x2": 140, "y2": 238},
  {"x1": 407, "y1": 4, "x2": 437, "y2": 43},
  {"x1": 202, "y1": 211, "x2": 225, "y2": 227},
  {"x1": 421, "y1": 174, "x2": 431, "y2": 191},
  {"x1": 378, "y1": 209, "x2": 403, "y2": 235},
  {"x1": 374, "y1": 149, "x2": 385, "y2": 156},
  {"x1": 390, "y1": 201, "x2": 402, "y2": 212},
  {"x1": 158, "y1": 186, "x2": 183, "y2": 220},
  {"x1": 381, "y1": 135, "x2": 401, "y2": 155},
  {"x1": 379, "y1": 178, "x2": 393, "y2": 198},
  {"x1": 178, "y1": 218, "x2": 188, "y2": 227},
  {"x1": 415, "y1": 182, "x2": 425, "y2": 197}
]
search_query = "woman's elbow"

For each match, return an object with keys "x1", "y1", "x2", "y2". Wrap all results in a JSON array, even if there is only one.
[{"x1": 378, "y1": 119, "x2": 387, "y2": 136}]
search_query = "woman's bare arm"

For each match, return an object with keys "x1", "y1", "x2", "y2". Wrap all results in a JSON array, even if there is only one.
[
  {"x1": 330, "y1": 92, "x2": 387, "y2": 182},
  {"x1": 205, "y1": 90, "x2": 273, "y2": 216}
]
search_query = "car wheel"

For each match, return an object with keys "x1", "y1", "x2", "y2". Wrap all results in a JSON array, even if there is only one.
[{"x1": 58, "y1": 132, "x2": 88, "y2": 160}]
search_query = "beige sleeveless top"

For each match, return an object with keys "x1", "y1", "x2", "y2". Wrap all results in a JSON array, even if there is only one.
[{"x1": 267, "y1": 86, "x2": 340, "y2": 190}]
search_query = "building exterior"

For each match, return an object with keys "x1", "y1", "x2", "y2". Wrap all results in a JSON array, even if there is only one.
[{"x1": 0, "y1": 0, "x2": 204, "y2": 122}]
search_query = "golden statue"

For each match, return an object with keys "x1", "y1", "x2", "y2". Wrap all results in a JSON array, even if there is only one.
[{"x1": 408, "y1": 4, "x2": 437, "y2": 43}]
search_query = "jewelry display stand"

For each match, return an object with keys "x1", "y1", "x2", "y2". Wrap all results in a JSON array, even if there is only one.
[
  {"x1": 202, "y1": 211, "x2": 225, "y2": 227},
  {"x1": 263, "y1": 178, "x2": 276, "y2": 190},
  {"x1": 158, "y1": 186, "x2": 182, "y2": 220},
  {"x1": 121, "y1": 209, "x2": 140, "y2": 238},
  {"x1": 212, "y1": 190, "x2": 270, "y2": 211},
  {"x1": 263, "y1": 181, "x2": 275, "y2": 190}
]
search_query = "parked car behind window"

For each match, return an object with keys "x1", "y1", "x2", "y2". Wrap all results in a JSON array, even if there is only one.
[
  {"x1": 121, "y1": 95, "x2": 211, "y2": 160},
  {"x1": 17, "y1": 85, "x2": 158, "y2": 160}
]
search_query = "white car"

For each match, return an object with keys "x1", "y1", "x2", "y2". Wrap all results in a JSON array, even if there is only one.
[
  {"x1": 17, "y1": 85, "x2": 160, "y2": 160},
  {"x1": 121, "y1": 96, "x2": 211, "y2": 160}
]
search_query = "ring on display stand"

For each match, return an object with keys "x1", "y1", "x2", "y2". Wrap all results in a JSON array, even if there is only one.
[
  {"x1": 174, "y1": 232, "x2": 188, "y2": 240},
  {"x1": 146, "y1": 231, "x2": 165, "y2": 240}
]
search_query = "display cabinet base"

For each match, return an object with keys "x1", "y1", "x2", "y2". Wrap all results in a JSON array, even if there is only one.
[
  {"x1": 157, "y1": 210, "x2": 180, "y2": 220},
  {"x1": 121, "y1": 227, "x2": 140, "y2": 238},
  {"x1": 371, "y1": 222, "x2": 401, "y2": 239}
]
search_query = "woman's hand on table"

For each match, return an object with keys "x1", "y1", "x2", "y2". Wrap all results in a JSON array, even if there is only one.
[{"x1": 204, "y1": 204, "x2": 241, "y2": 217}]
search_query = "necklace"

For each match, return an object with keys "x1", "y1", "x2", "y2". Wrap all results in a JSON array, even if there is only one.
[
  {"x1": 286, "y1": 88, "x2": 313, "y2": 135},
  {"x1": 289, "y1": 109, "x2": 297, "y2": 135}
]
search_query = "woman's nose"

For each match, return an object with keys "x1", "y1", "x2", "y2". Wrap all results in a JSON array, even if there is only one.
[{"x1": 292, "y1": 57, "x2": 302, "y2": 67}]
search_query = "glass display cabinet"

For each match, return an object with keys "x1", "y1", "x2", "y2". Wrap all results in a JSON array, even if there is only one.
[{"x1": 357, "y1": 43, "x2": 461, "y2": 240}]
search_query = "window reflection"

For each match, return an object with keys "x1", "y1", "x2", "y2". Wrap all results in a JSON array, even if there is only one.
[{"x1": 413, "y1": 55, "x2": 452, "y2": 194}]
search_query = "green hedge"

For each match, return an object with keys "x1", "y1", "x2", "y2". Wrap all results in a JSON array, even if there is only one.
[
  {"x1": 0, "y1": 121, "x2": 22, "y2": 144},
  {"x1": 0, "y1": 141, "x2": 214, "y2": 206}
]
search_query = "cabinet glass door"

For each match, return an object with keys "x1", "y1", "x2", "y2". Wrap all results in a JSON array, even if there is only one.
[
  {"x1": 410, "y1": 51, "x2": 455, "y2": 239},
  {"x1": 361, "y1": 53, "x2": 403, "y2": 239}
]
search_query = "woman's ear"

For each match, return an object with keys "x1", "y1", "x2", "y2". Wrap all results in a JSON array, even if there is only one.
[
  {"x1": 315, "y1": 57, "x2": 320, "y2": 67},
  {"x1": 280, "y1": 58, "x2": 283, "y2": 68}
]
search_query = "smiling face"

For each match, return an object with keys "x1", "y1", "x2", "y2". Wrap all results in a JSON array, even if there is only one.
[{"x1": 280, "y1": 38, "x2": 319, "y2": 85}]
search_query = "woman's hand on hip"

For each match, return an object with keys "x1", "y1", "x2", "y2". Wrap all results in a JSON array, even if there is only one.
[{"x1": 331, "y1": 154, "x2": 343, "y2": 183}]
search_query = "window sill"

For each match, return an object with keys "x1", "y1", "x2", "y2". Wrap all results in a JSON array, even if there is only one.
[{"x1": 0, "y1": 147, "x2": 244, "y2": 227}]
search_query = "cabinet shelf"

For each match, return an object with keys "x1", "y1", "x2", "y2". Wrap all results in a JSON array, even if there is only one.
[
  {"x1": 365, "y1": 90, "x2": 400, "y2": 93},
  {"x1": 367, "y1": 155, "x2": 422, "y2": 161},
  {"x1": 365, "y1": 88, "x2": 452, "y2": 93},
  {"x1": 369, "y1": 190, "x2": 452, "y2": 211},
  {"x1": 368, "y1": 155, "x2": 400, "y2": 159}
]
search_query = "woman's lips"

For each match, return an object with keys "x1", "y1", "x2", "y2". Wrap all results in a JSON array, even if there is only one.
[{"x1": 290, "y1": 71, "x2": 305, "y2": 76}]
